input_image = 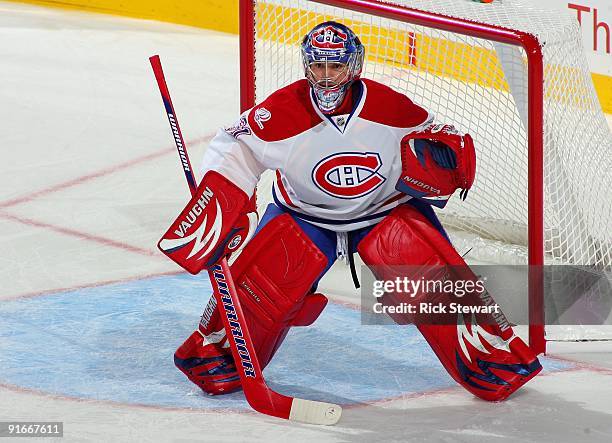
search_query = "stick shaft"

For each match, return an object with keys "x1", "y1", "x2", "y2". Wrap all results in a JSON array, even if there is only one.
[
  {"x1": 149, "y1": 55, "x2": 296, "y2": 421},
  {"x1": 149, "y1": 55, "x2": 198, "y2": 195}
]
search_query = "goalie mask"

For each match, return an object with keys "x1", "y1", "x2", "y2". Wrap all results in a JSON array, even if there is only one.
[{"x1": 301, "y1": 21, "x2": 365, "y2": 114}]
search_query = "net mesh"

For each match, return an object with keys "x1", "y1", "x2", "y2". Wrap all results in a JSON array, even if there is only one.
[{"x1": 250, "y1": 0, "x2": 612, "y2": 272}]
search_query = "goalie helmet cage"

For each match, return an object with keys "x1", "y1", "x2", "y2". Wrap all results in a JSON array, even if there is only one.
[{"x1": 239, "y1": 0, "x2": 612, "y2": 355}]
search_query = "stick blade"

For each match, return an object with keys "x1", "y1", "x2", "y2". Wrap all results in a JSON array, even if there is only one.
[{"x1": 289, "y1": 399, "x2": 342, "y2": 425}]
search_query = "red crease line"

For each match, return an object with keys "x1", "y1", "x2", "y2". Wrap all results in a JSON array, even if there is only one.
[
  {"x1": 0, "y1": 381, "x2": 252, "y2": 415},
  {"x1": 2, "y1": 269, "x2": 188, "y2": 301}
]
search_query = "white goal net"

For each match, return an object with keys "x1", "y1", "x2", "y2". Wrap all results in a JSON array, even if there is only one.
[{"x1": 242, "y1": 0, "x2": 612, "y2": 343}]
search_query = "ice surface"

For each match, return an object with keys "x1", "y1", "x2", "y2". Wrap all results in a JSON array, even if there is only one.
[{"x1": 0, "y1": 2, "x2": 611, "y2": 441}]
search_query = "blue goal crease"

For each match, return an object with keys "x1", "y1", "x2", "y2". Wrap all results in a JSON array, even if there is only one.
[{"x1": 0, "y1": 273, "x2": 574, "y2": 410}]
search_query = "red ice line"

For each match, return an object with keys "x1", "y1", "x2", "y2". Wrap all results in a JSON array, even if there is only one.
[
  {"x1": 0, "y1": 134, "x2": 212, "y2": 251},
  {"x1": 0, "y1": 211, "x2": 156, "y2": 257},
  {"x1": 0, "y1": 134, "x2": 213, "y2": 299},
  {"x1": 0, "y1": 135, "x2": 211, "y2": 209}
]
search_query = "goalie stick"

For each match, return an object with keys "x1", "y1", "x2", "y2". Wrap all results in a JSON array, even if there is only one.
[{"x1": 149, "y1": 55, "x2": 341, "y2": 425}]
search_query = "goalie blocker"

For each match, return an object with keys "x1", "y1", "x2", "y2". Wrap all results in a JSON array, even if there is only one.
[{"x1": 158, "y1": 171, "x2": 254, "y2": 274}]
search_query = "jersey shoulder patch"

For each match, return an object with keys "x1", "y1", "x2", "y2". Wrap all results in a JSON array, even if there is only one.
[
  {"x1": 247, "y1": 79, "x2": 322, "y2": 142},
  {"x1": 359, "y1": 79, "x2": 430, "y2": 129}
]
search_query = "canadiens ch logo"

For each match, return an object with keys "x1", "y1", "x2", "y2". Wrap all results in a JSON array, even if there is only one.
[
  {"x1": 311, "y1": 25, "x2": 348, "y2": 50},
  {"x1": 312, "y1": 152, "x2": 386, "y2": 199}
]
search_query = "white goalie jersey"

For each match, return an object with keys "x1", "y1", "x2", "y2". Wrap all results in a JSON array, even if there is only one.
[{"x1": 202, "y1": 78, "x2": 433, "y2": 231}]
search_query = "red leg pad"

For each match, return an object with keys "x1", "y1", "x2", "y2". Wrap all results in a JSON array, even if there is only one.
[
  {"x1": 174, "y1": 214, "x2": 328, "y2": 395},
  {"x1": 292, "y1": 293, "x2": 328, "y2": 327},
  {"x1": 231, "y1": 214, "x2": 328, "y2": 367},
  {"x1": 358, "y1": 205, "x2": 542, "y2": 401}
]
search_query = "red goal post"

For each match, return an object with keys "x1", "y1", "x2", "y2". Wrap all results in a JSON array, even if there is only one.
[{"x1": 238, "y1": 0, "x2": 612, "y2": 355}]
